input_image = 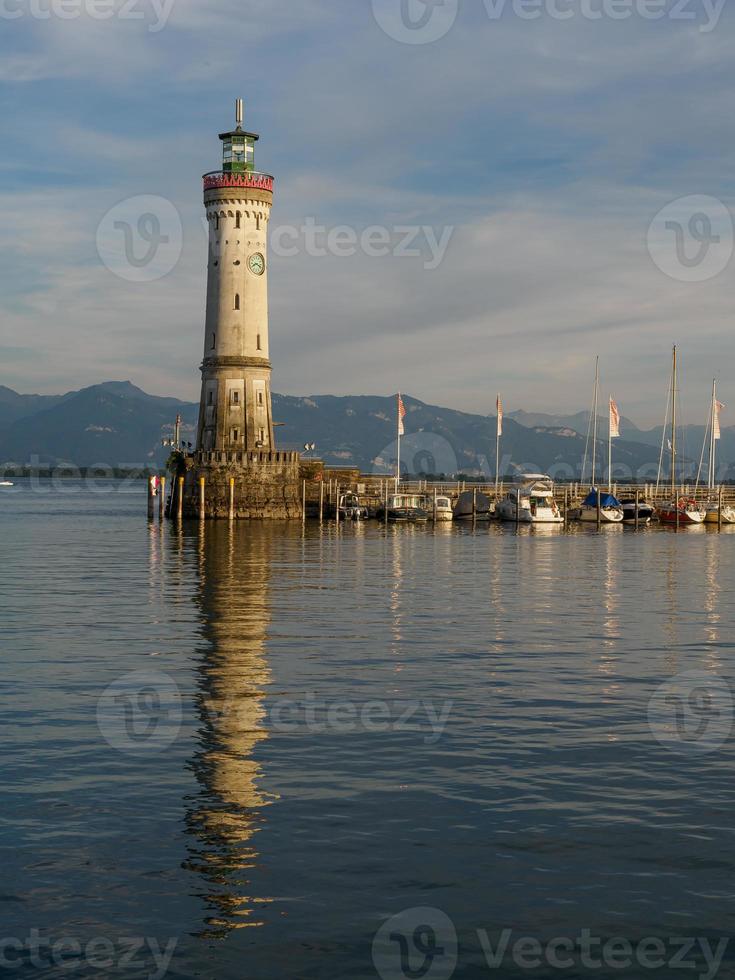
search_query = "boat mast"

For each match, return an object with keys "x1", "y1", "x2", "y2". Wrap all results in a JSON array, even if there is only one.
[
  {"x1": 710, "y1": 380, "x2": 716, "y2": 490},
  {"x1": 671, "y1": 345, "x2": 677, "y2": 500},
  {"x1": 495, "y1": 393, "x2": 502, "y2": 500},
  {"x1": 591, "y1": 356, "x2": 599, "y2": 486},
  {"x1": 608, "y1": 398, "x2": 613, "y2": 493}
]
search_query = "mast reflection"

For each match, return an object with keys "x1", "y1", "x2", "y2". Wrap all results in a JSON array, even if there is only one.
[{"x1": 183, "y1": 521, "x2": 277, "y2": 938}]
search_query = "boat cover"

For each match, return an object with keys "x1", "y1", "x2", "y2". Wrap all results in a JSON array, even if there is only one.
[{"x1": 582, "y1": 490, "x2": 621, "y2": 508}]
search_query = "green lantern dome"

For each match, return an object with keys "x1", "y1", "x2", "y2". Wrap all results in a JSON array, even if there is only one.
[{"x1": 219, "y1": 99, "x2": 259, "y2": 174}]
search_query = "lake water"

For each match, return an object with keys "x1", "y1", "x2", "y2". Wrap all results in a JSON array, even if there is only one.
[{"x1": 2, "y1": 480, "x2": 735, "y2": 980}]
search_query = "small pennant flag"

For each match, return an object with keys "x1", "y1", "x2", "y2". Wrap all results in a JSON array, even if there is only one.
[
  {"x1": 397, "y1": 394, "x2": 406, "y2": 437},
  {"x1": 609, "y1": 398, "x2": 621, "y2": 439},
  {"x1": 497, "y1": 394, "x2": 503, "y2": 437},
  {"x1": 714, "y1": 400, "x2": 725, "y2": 441}
]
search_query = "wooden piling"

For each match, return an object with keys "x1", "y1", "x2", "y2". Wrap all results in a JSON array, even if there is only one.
[
  {"x1": 564, "y1": 486, "x2": 569, "y2": 525},
  {"x1": 229, "y1": 478, "x2": 235, "y2": 520},
  {"x1": 635, "y1": 489, "x2": 640, "y2": 530},
  {"x1": 335, "y1": 485, "x2": 340, "y2": 525},
  {"x1": 147, "y1": 476, "x2": 155, "y2": 520},
  {"x1": 177, "y1": 476, "x2": 184, "y2": 521},
  {"x1": 302, "y1": 480, "x2": 307, "y2": 524},
  {"x1": 198, "y1": 477, "x2": 205, "y2": 521},
  {"x1": 319, "y1": 481, "x2": 324, "y2": 523},
  {"x1": 719, "y1": 485, "x2": 723, "y2": 531},
  {"x1": 433, "y1": 488, "x2": 438, "y2": 523},
  {"x1": 159, "y1": 476, "x2": 166, "y2": 520},
  {"x1": 597, "y1": 489, "x2": 601, "y2": 528}
]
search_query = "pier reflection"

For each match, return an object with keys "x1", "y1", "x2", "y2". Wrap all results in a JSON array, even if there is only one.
[{"x1": 182, "y1": 521, "x2": 277, "y2": 938}]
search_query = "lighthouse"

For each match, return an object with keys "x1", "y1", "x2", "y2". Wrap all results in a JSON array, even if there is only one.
[
  {"x1": 179, "y1": 101, "x2": 301, "y2": 520},
  {"x1": 197, "y1": 99, "x2": 275, "y2": 454}
]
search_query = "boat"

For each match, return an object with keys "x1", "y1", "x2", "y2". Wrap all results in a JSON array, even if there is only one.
[
  {"x1": 697, "y1": 380, "x2": 735, "y2": 524},
  {"x1": 433, "y1": 495, "x2": 454, "y2": 522},
  {"x1": 338, "y1": 492, "x2": 368, "y2": 521},
  {"x1": 657, "y1": 346, "x2": 705, "y2": 526},
  {"x1": 0, "y1": 481, "x2": 13, "y2": 487},
  {"x1": 659, "y1": 495, "x2": 706, "y2": 525},
  {"x1": 382, "y1": 494, "x2": 430, "y2": 523},
  {"x1": 620, "y1": 498, "x2": 655, "y2": 524},
  {"x1": 571, "y1": 359, "x2": 624, "y2": 523},
  {"x1": 570, "y1": 489, "x2": 625, "y2": 523},
  {"x1": 453, "y1": 490, "x2": 492, "y2": 521},
  {"x1": 495, "y1": 475, "x2": 564, "y2": 524}
]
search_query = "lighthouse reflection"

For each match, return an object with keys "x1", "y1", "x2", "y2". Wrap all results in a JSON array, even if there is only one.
[{"x1": 183, "y1": 521, "x2": 277, "y2": 938}]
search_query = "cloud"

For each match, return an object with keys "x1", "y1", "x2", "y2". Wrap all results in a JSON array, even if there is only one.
[{"x1": 1, "y1": 1, "x2": 734, "y2": 426}]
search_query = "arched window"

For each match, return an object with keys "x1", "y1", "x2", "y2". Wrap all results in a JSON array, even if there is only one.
[
  {"x1": 234, "y1": 294, "x2": 240, "y2": 311},
  {"x1": 236, "y1": 212, "x2": 241, "y2": 229}
]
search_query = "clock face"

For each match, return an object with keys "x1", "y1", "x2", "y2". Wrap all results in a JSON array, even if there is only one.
[{"x1": 248, "y1": 252, "x2": 265, "y2": 276}]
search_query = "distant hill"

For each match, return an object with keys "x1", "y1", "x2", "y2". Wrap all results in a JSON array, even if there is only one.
[{"x1": 0, "y1": 382, "x2": 730, "y2": 479}]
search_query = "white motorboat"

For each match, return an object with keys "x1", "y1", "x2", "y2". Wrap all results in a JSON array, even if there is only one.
[
  {"x1": 433, "y1": 495, "x2": 454, "y2": 522},
  {"x1": 0, "y1": 481, "x2": 13, "y2": 487},
  {"x1": 496, "y1": 475, "x2": 564, "y2": 524},
  {"x1": 338, "y1": 492, "x2": 368, "y2": 521}
]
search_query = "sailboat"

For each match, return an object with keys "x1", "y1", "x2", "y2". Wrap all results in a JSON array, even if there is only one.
[
  {"x1": 570, "y1": 358, "x2": 623, "y2": 523},
  {"x1": 699, "y1": 380, "x2": 735, "y2": 524},
  {"x1": 657, "y1": 346, "x2": 705, "y2": 526}
]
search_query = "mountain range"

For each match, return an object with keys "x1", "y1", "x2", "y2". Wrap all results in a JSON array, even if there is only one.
[{"x1": 1, "y1": 381, "x2": 732, "y2": 480}]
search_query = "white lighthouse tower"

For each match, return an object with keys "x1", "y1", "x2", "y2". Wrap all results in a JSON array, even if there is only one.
[
  {"x1": 180, "y1": 101, "x2": 301, "y2": 520},
  {"x1": 197, "y1": 99, "x2": 275, "y2": 454}
]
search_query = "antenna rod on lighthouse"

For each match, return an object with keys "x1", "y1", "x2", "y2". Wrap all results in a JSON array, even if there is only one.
[{"x1": 235, "y1": 98, "x2": 243, "y2": 127}]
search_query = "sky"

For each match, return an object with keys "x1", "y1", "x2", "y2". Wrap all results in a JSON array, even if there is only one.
[{"x1": 1, "y1": 0, "x2": 734, "y2": 426}]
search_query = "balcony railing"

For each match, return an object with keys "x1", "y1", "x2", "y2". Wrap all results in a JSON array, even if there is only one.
[{"x1": 203, "y1": 171, "x2": 274, "y2": 193}]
